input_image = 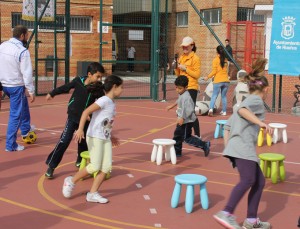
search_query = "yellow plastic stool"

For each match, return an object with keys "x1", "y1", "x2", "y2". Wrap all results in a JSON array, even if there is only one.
[
  {"x1": 257, "y1": 128, "x2": 273, "y2": 147},
  {"x1": 258, "y1": 153, "x2": 285, "y2": 184},
  {"x1": 79, "y1": 151, "x2": 111, "y2": 180}
]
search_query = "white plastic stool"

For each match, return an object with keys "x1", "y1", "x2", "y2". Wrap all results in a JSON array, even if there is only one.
[
  {"x1": 269, "y1": 123, "x2": 288, "y2": 144},
  {"x1": 151, "y1": 139, "x2": 176, "y2": 165}
]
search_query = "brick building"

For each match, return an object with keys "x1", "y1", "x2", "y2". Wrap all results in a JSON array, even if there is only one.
[{"x1": 1, "y1": 0, "x2": 298, "y2": 111}]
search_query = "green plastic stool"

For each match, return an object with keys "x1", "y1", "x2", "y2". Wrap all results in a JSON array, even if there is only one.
[
  {"x1": 258, "y1": 153, "x2": 285, "y2": 184},
  {"x1": 79, "y1": 151, "x2": 111, "y2": 180}
]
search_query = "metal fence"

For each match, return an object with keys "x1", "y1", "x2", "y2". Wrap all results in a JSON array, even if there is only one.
[
  {"x1": 1, "y1": 1, "x2": 299, "y2": 114},
  {"x1": 0, "y1": 0, "x2": 69, "y2": 95},
  {"x1": 101, "y1": 0, "x2": 170, "y2": 100}
]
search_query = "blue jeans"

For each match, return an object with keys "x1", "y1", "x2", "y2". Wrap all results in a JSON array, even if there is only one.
[
  {"x1": 3, "y1": 86, "x2": 31, "y2": 150},
  {"x1": 209, "y1": 82, "x2": 230, "y2": 112}
]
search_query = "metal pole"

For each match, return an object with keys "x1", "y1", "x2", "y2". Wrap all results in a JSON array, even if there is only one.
[
  {"x1": 99, "y1": 0, "x2": 103, "y2": 63},
  {"x1": 278, "y1": 74, "x2": 282, "y2": 113},
  {"x1": 162, "y1": 0, "x2": 168, "y2": 101},
  {"x1": 65, "y1": 0, "x2": 70, "y2": 83},
  {"x1": 272, "y1": 74, "x2": 276, "y2": 112},
  {"x1": 34, "y1": 0, "x2": 38, "y2": 95},
  {"x1": 151, "y1": 0, "x2": 159, "y2": 101},
  {"x1": 27, "y1": 0, "x2": 51, "y2": 48},
  {"x1": 187, "y1": 0, "x2": 240, "y2": 70},
  {"x1": 53, "y1": 0, "x2": 58, "y2": 88}
]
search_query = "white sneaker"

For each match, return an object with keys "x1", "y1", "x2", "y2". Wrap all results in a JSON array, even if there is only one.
[
  {"x1": 220, "y1": 111, "x2": 227, "y2": 116},
  {"x1": 5, "y1": 144, "x2": 25, "y2": 152},
  {"x1": 86, "y1": 192, "x2": 109, "y2": 203},
  {"x1": 208, "y1": 109, "x2": 213, "y2": 117},
  {"x1": 62, "y1": 176, "x2": 75, "y2": 198}
]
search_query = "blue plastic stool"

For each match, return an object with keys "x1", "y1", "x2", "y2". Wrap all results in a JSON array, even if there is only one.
[
  {"x1": 214, "y1": 120, "x2": 227, "y2": 138},
  {"x1": 171, "y1": 174, "x2": 209, "y2": 213}
]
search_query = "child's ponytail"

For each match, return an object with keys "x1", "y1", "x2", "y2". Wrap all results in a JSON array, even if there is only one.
[{"x1": 245, "y1": 58, "x2": 269, "y2": 93}]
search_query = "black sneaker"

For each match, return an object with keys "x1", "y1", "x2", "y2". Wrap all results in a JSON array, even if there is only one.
[
  {"x1": 75, "y1": 156, "x2": 82, "y2": 168},
  {"x1": 45, "y1": 167, "x2": 55, "y2": 179},
  {"x1": 176, "y1": 153, "x2": 182, "y2": 157},
  {"x1": 203, "y1": 141, "x2": 210, "y2": 157}
]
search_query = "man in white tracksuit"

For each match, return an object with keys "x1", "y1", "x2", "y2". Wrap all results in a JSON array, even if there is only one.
[{"x1": 0, "y1": 25, "x2": 35, "y2": 151}]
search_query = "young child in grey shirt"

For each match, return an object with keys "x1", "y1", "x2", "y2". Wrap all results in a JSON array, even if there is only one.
[
  {"x1": 213, "y1": 58, "x2": 273, "y2": 229},
  {"x1": 167, "y1": 75, "x2": 210, "y2": 157}
]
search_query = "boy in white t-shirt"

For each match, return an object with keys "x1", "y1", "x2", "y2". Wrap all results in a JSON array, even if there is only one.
[{"x1": 126, "y1": 46, "x2": 136, "y2": 72}]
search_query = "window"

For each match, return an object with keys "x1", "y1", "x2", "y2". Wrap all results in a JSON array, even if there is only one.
[
  {"x1": 70, "y1": 16, "x2": 92, "y2": 32},
  {"x1": 11, "y1": 12, "x2": 92, "y2": 32},
  {"x1": 176, "y1": 12, "x2": 188, "y2": 27},
  {"x1": 12, "y1": 12, "x2": 34, "y2": 29},
  {"x1": 200, "y1": 8, "x2": 222, "y2": 25},
  {"x1": 237, "y1": 8, "x2": 264, "y2": 22}
]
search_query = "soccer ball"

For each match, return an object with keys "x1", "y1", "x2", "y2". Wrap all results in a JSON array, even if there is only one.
[{"x1": 22, "y1": 131, "x2": 37, "y2": 144}]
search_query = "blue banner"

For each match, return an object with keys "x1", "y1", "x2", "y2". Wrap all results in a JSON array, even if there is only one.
[{"x1": 269, "y1": 0, "x2": 300, "y2": 76}]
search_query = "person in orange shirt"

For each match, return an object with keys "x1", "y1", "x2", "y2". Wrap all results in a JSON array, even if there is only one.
[
  {"x1": 174, "y1": 36, "x2": 201, "y2": 137},
  {"x1": 204, "y1": 45, "x2": 230, "y2": 116}
]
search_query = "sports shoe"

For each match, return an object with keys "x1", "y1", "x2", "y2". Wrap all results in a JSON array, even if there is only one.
[
  {"x1": 86, "y1": 192, "x2": 109, "y2": 203},
  {"x1": 203, "y1": 141, "x2": 211, "y2": 157},
  {"x1": 62, "y1": 176, "x2": 75, "y2": 198},
  {"x1": 220, "y1": 111, "x2": 227, "y2": 116},
  {"x1": 213, "y1": 211, "x2": 242, "y2": 229},
  {"x1": 242, "y1": 218, "x2": 271, "y2": 229},
  {"x1": 45, "y1": 167, "x2": 55, "y2": 179},
  {"x1": 208, "y1": 109, "x2": 213, "y2": 117},
  {"x1": 5, "y1": 144, "x2": 25, "y2": 152},
  {"x1": 75, "y1": 155, "x2": 82, "y2": 167}
]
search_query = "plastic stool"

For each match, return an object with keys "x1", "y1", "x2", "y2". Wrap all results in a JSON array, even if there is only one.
[
  {"x1": 79, "y1": 151, "x2": 111, "y2": 180},
  {"x1": 214, "y1": 120, "x2": 227, "y2": 138},
  {"x1": 257, "y1": 128, "x2": 273, "y2": 147},
  {"x1": 171, "y1": 174, "x2": 209, "y2": 213},
  {"x1": 269, "y1": 123, "x2": 288, "y2": 144},
  {"x1": 151, "y1": 139, "x2": 176, "y2": 165},
  {"x1": 258, "y1": 153, "x2": 285, "y2": 184}
]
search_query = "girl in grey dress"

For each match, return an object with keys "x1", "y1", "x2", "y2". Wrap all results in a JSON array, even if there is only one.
[{"x1": 213, "y1": 59, "x2": 273, "y2": 229}]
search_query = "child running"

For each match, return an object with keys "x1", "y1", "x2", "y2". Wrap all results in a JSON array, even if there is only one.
[
  {"x1": 62, "y1": 75, "x2": 123, "y2": 203},
  {"x1": 45, "y1": 62, "x2": 105, "y2": 179},
  {"x1": 167, "y1": 75, "x2": 210, "y2": 157},
  {"x1": 213, "y1": 58, "x2": 273, "y2": 229}
]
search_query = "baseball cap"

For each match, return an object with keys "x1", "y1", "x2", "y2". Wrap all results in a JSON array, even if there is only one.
[{"x1": 180, "y1": 36, "x2": 194, "y2": 47}]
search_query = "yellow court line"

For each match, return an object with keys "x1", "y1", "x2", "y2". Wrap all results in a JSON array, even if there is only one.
[
  {"x1": 0, "y1": 197, "x2": 121, "y2": 229},
  {"x1": 118, "y1": 122, "x2": 176, "y2": 146},
  {"x1": 37, "y1": 170, "x2": 167, "y2": 229},
  {"x1": 2, "y1": 110, "x2": 298, "y2": 228}
]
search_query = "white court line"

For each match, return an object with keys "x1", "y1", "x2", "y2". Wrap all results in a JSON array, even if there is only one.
[
  {"x1": 127, "y1": 174, "x2": 134, "y2": 178},
  {"x1": 149, "y1": 208, "x2": 157, "y2": 214},
  {"x1": 118, "y1": 139, "x2": 300, "y2": 165},
  {"x1": 143, "y1": 195, "x2": 150, "y2": 200},
  {"x1": 1, "y1": 123, "x2": 299, "y2": 165},
  {"x1": 136, "y1": 183, "x2": 142, "y2": 189}
]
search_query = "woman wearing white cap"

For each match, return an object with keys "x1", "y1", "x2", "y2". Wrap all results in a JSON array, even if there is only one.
[{"x1": 174, "y1": 36, "x2": 201, "y2": 137}]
